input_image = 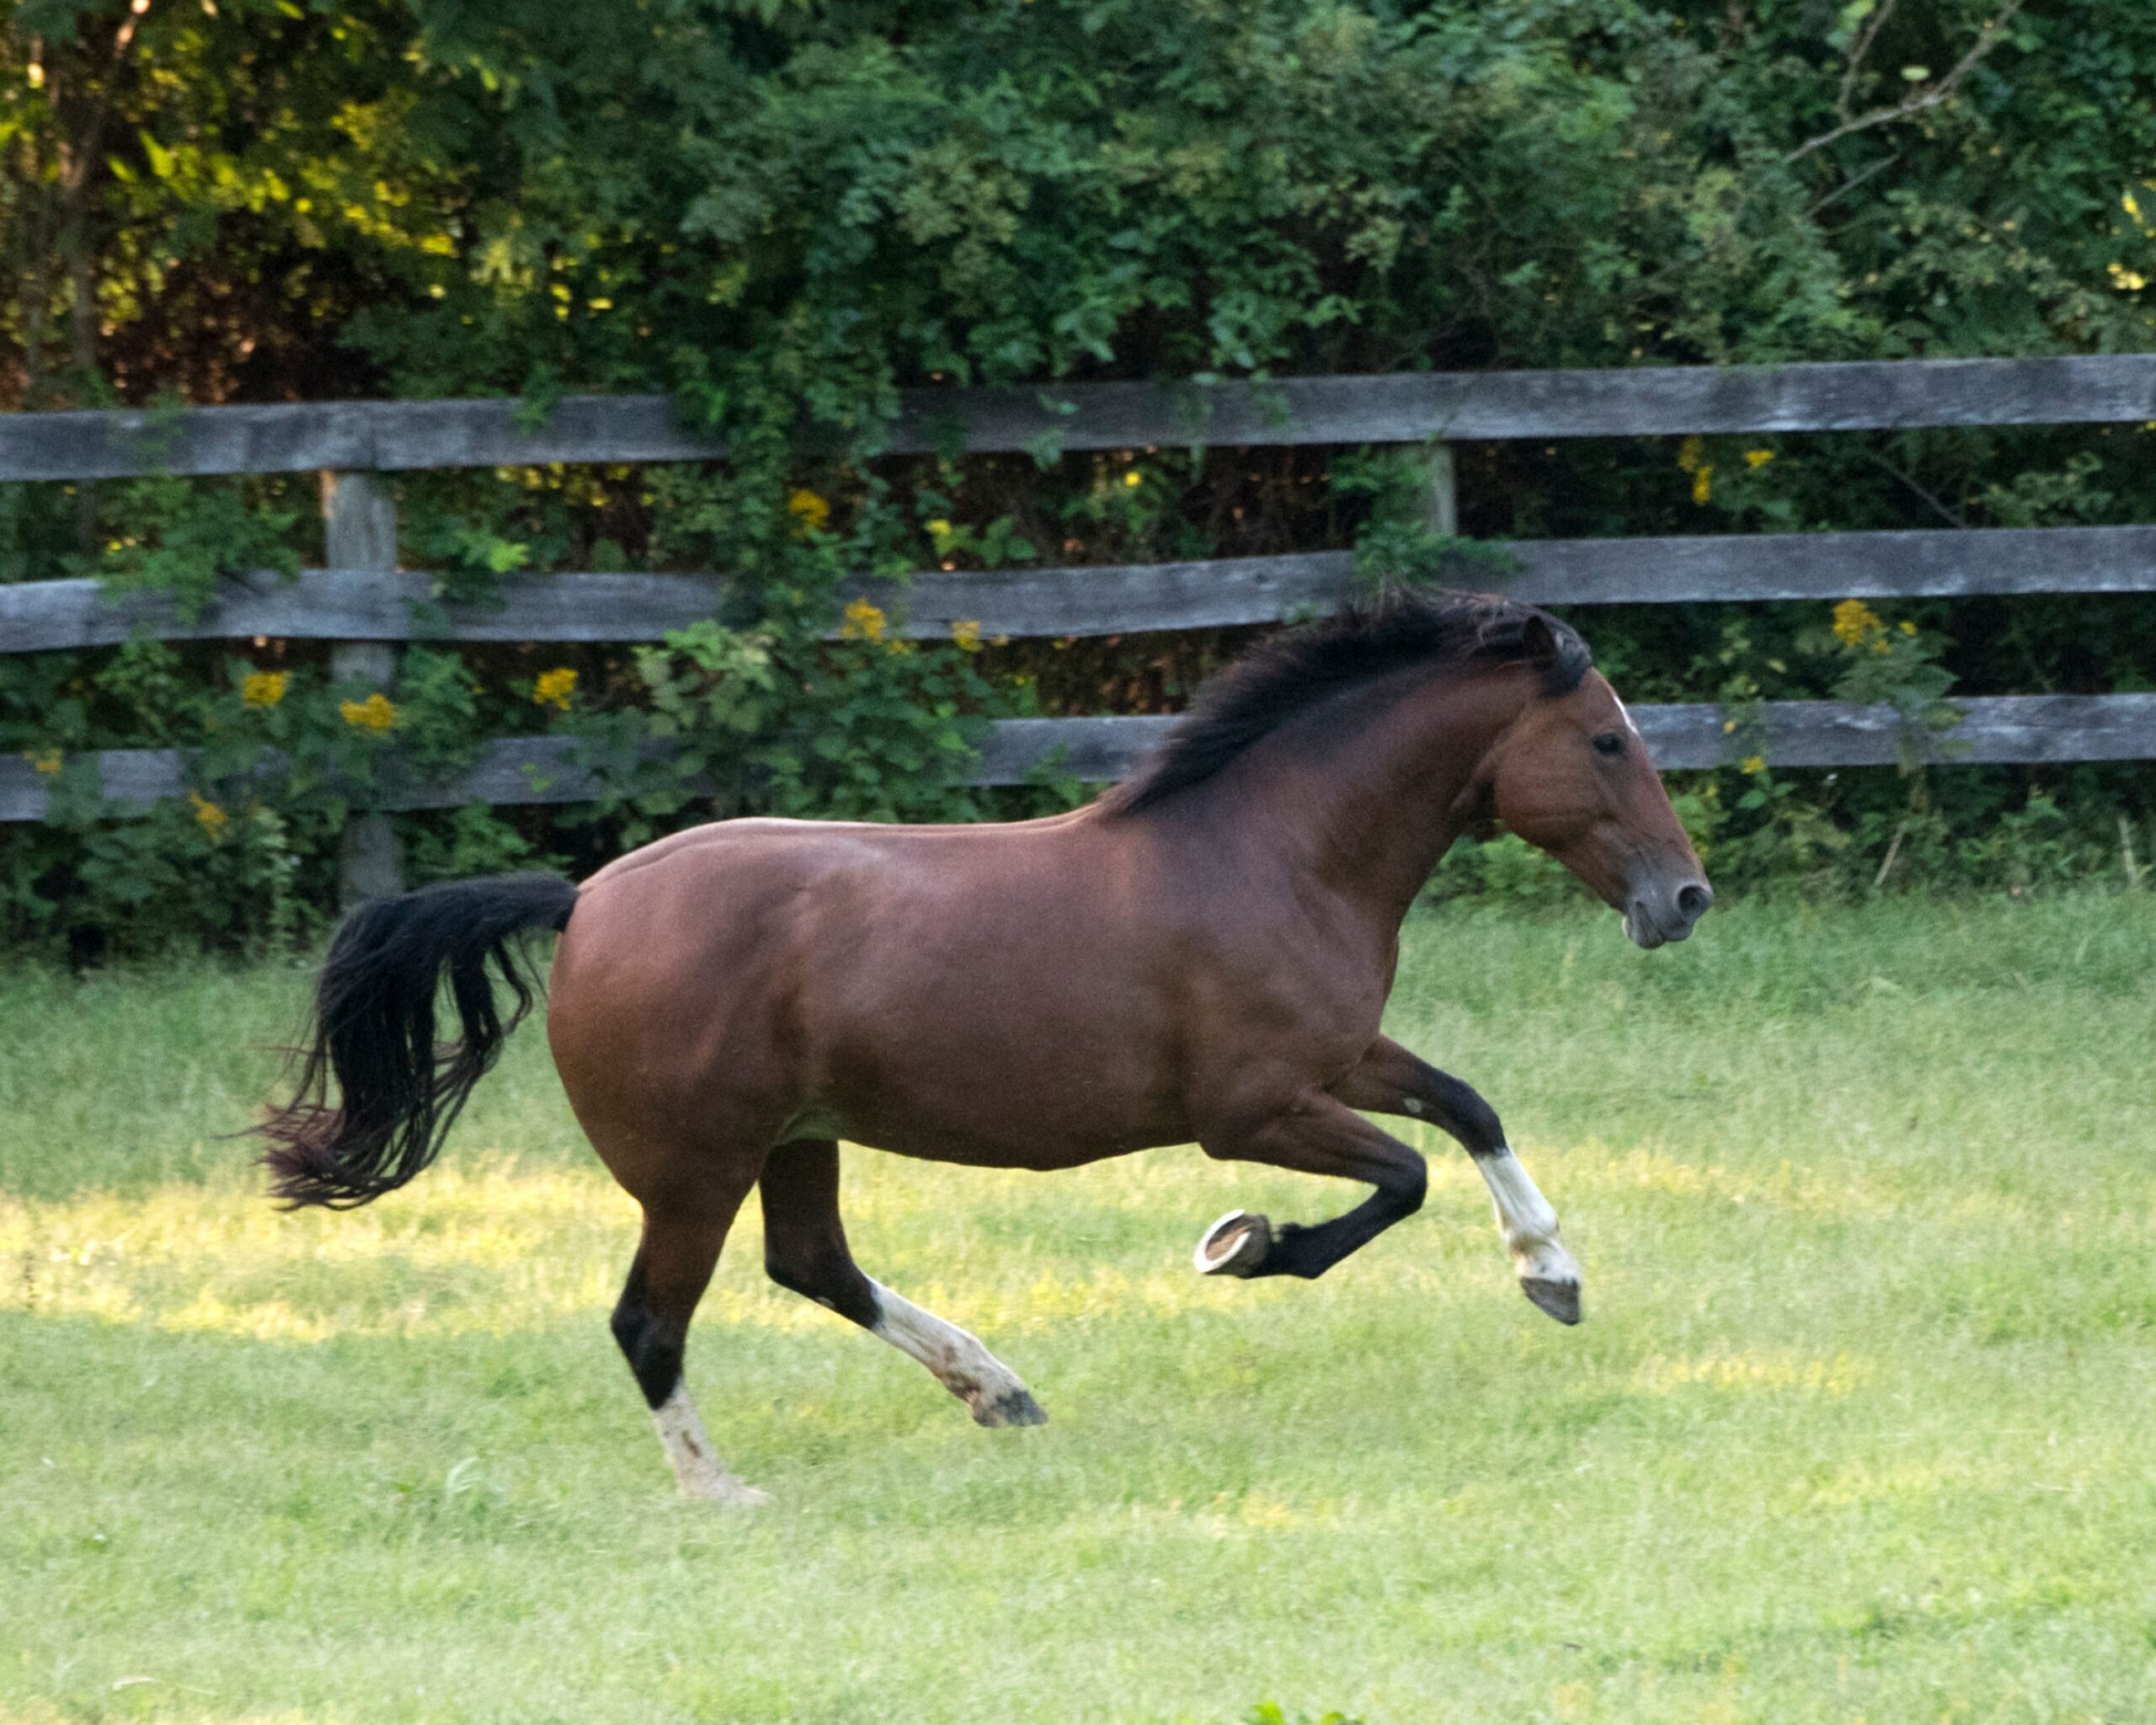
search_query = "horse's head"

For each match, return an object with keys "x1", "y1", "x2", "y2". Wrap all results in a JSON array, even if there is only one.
[{"x1": 1474, "y1": 617, "x2": 1713, "y2": 948}]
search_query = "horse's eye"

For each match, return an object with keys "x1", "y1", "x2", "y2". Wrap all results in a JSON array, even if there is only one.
[{"x1": 1593, "y1": 732, "x2": 1626, "y2": 757}]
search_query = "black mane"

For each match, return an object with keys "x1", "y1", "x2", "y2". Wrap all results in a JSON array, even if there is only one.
[{"x1": 1101, "y1": 590, "x2": 1590, "y2": 816}]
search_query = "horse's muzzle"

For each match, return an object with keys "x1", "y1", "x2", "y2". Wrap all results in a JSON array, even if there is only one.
[{"x1": 1623, "y1": 875, "x2": 1714, "y2": 948}]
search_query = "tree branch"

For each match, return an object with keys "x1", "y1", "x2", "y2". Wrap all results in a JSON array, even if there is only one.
[
  {"x1": 1786, "y1": 0, "x2": 2024, "y2": 167},
  {"x1": 1864, "y1": 447, "x2": 1967, "y2": 530},
  {"x1": 1838, "y1": 0, "x2": 1900, "y2": 122},
  {"x1": 1805, "y1": 149, "x2": 1903, "y2": 221}
]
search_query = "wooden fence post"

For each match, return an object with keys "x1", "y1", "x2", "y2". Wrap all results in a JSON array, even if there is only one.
[
  {"x1": 320, "y1": 469, "x2": 403, "y2": 906},
  {"x1": 1410, "y1": 441, "x2": 1458, "y2": 539}
]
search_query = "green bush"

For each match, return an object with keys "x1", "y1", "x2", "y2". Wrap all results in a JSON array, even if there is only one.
[{"x1": 3, "y1": 0, "x2": 2154, "y2": 951}]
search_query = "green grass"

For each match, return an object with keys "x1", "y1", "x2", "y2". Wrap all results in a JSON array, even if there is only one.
[{"x1": 4, "y1": 893, "x2": 2156, "y2": 1724}]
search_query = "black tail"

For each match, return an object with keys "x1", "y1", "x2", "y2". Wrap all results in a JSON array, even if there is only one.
[{"x1": 256, "y1": 872, "x2": 579, "y2": 1209}]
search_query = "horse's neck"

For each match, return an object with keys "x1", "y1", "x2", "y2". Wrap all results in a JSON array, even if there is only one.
[{"x1": 1249, "y1": 668, "x2": 1529, "y2": 928}]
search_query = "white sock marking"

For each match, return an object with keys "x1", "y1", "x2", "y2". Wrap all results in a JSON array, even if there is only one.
[
  {"x1": 1477, "y1": 1150, "x2": 1580, "y2": 1286},
  {"x1": 652, "y1": 1384, "x2": 769, "y2": 1505},
  {"x1": 868, "y1": 1279, "x2": 1035, "y2": 1420}
]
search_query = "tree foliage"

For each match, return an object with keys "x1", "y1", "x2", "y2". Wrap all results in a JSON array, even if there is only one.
[{"x1": 3, "y1": 0, "x2": 2154, "y2": 948}]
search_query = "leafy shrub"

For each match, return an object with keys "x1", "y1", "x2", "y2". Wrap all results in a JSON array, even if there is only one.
[{"x1": 4, "y1": 0, "x2": 2155, "y2": 951}]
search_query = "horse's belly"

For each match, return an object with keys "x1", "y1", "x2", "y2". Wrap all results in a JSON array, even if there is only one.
[
  {"x1": 814, "y1": 1007, "x2": 1193, "y2": 1168},
  {"x1": 853, "y1": 1117, "x2": 1190, "y2": 1171}
]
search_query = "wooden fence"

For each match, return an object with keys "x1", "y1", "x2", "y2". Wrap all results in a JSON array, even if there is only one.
[{"x1": 4, "y1": 355, "x2": 2154, "y2": 899}]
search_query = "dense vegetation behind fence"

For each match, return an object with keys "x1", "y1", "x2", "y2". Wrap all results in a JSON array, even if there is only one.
[{"x1": 8, "y1": 0, "x2": 2156, "y2": 947}]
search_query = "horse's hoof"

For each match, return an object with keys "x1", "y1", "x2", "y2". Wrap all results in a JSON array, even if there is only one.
[
  {"x1": 974, "y1": 1386, "x2": 1049, "y2": 1428},
  {"x1": 1195, "y1": 1209, "x2": 1273, "y2": 1277},
  {"x1": 1521, "y1": 1275, "x2": 1582, "y2": 1326}
]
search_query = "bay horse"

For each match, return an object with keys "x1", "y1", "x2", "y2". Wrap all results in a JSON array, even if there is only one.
[{"x1": 258, "y1": 592, "x2": 1711, "y2": 1503}]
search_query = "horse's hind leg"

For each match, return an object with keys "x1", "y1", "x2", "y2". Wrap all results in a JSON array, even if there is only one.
[
  {"x1": 758, "y1": 1139, "x2": 1046, "y2": 1428},
  {"x1": 612, "y1": 1184, "x2": 771, "y2": 1505}
]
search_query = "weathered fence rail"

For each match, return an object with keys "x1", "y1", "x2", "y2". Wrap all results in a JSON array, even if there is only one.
[
  {"x1": 5, "y1": 355, "x2": 2153, "y2": 481},
  {"x1": 8, "y1": 523, "x2": 2156, "y2": 653},
  {"x1": 5, "y1": 355, "x2": 2154, "y2": 896},
  {"x1": 6, "y1": 694, "x2": 2152, "y2": 825}
]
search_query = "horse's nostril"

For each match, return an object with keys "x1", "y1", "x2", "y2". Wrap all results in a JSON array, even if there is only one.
[{"x1": 1677, "y1": 882, "x2": 1714, "y2": 921}]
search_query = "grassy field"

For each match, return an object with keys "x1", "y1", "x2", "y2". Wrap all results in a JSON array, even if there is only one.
[{"x1": 3, "y1": 892, "x2": 2155, "y2": 1724}]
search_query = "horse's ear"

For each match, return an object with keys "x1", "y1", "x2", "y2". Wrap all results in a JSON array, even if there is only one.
[{"x1": 1520, "y1": 612, "x2": 1561, "y2": 675}]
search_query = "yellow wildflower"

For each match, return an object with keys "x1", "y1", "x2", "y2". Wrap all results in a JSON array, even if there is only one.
[
  {"x1": 1740, "y1": 756, "x2": 1767, "y2": 776},
  {"x1": 1743, "y1": 448, "x2": 1775, "y2": 468},
  {"x1": 2126, "y1": 190, "x2": 2143, "y2": 222},
  {"x1": 950, "y1": 619, "x2": 984, "y2": 653},
  {"x1": 532, "y1": 666, "x2": 579, "y2": 711},
  {"x1": 240, "y1": 670, "x2": 289, "y2": 708},
  {"x1": 787, "y1": 489, "x2": 830, "y2": 537},
  {"x1": 27, "y1": 747, "x2": 64, "y2": 776},
  {"x1": 1123, "y1": 470, "x2": 1143, "y2": 488},
  {"x1": 1676, "y1": 435, "x2": 1707, "y2": 473},
  {"x1": 1691, "y1": 465, "x2": 1713, "y2": 505},
  {"x1": 925, "y1": 518, "x2": 953, "y2": 542},
  {"x1": 1831, "y1": 599, "x2": 1884, "y2": 649},
  {"x1": 189, "y1": 792, "x2": 229, "y2": 840},
  {"x1": 840, "y1": 597, "x2": 889, "y2": 644},
  {"x1": 2109, "y1": 264, "x2": 2148, "y2": 292},
  {"x1": 1899, "y1": 620, "x2": 1918, "y2": 636},
  {"x1": 339, "y1": 692, "x2": 398, "y2": 732}
]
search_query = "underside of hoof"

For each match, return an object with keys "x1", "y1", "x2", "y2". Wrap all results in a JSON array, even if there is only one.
[
  {"x1": 1195, "y1": 1209, "x2": 1273, "y2": 1277},
  {"x1": 973, "y1": 1386, "x2": 1049, "y2": 1428},
  {"x1": 1521, "y1": 1275, "x2": 1582, "y2": 1326}
]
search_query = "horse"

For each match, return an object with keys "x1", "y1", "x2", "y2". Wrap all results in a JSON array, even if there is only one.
[{"x1": 257, "y1": 590, "x2": 1711, "y2": 1503}]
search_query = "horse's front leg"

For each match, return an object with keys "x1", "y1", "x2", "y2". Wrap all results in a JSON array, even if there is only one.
[
  {"x1": 1329, "y1": 1036, "x2": 1582, "y2": 1326},
  {"x1": 1192, "y1": 1092, "x2": 1428, "y2": 1281}
]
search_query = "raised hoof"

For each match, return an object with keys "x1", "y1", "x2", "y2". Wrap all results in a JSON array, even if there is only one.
[
  {"x1": 973, "y1": 1386, "x2": 1049, "y2": 1429},
  {"x1": 1521, "y1": 1275, "x2": 1582, "y2": 1326},
  {"x1": 1195, "y1": 1209, "x2": 1273, "y2": 1278}
]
